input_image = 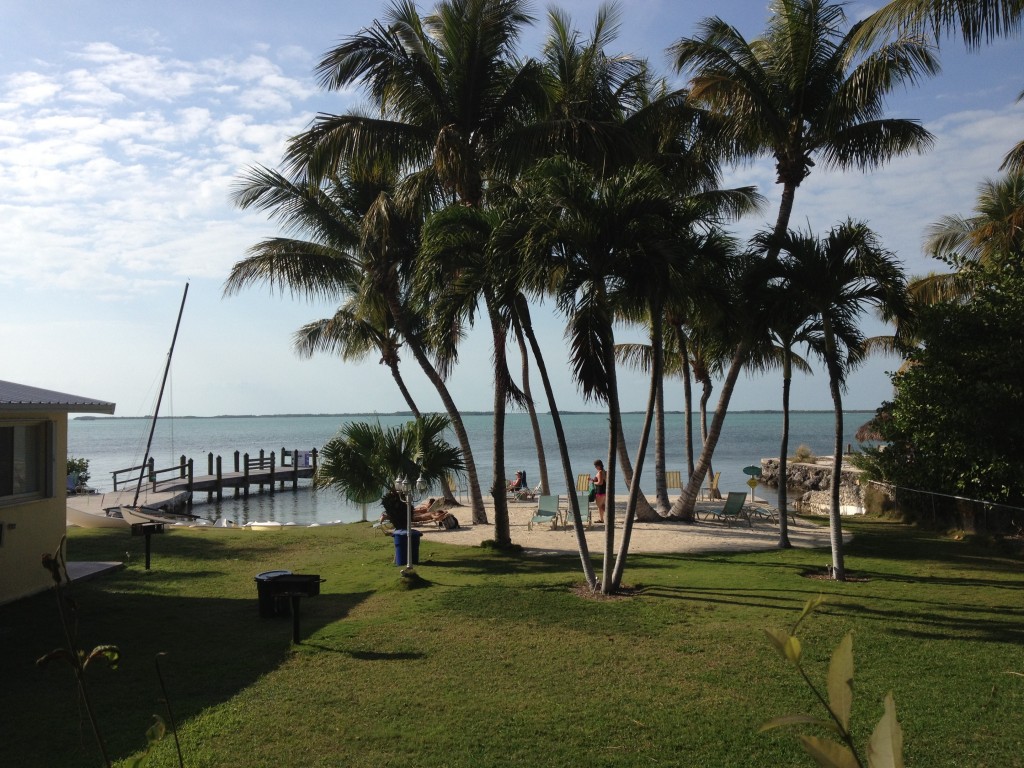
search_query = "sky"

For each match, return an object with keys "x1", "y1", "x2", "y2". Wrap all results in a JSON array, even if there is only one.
[{"x1": 1, "y1": 0, "x2": 1021, "y2": 418}]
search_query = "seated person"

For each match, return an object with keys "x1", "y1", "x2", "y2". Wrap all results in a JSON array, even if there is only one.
[{"x1": 506, "y1": 471, "x2": 526, "y2": 492}]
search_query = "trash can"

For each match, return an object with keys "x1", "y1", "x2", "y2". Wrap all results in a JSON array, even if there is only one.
[
  {"x1": 392, "y1": 529, "x2": 423, "y2": 565},
  {"x1": 255, "y1": 570, "x2": 292, "y2": 617}
]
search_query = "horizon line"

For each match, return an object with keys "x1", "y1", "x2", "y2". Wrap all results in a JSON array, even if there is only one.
[{"x1": 74, "y1": 408, "x2": 877, "y2": 420}]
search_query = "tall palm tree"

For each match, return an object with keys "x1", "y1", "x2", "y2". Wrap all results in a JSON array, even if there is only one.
[
  {"x1": 418, "y1": 203, "x2": 529, "y2": 545},
  {"x1": 514, "y1": 156, "x2": 686, "y2": 592},
  {"x1": 284, "y1": 0, "x2": 550, "y2": 529},
  {"x1": 223, "y1": 162, "x2": 479, "y2": 516},
  {"x1": 667, "y1": 0, "x2": 937, "y2": 518},
  {"x1": 773, "y1": 220, "x2": 910, "y2": 579}
]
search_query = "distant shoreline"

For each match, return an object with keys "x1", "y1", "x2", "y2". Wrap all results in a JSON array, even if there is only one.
[{"x1": 74, "y1": 409, "x2": 875, "y2": 420}]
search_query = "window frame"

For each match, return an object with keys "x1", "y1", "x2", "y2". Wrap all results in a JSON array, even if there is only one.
[{"x1": 0, "y1": 419, "x2": 54, "y2": 505}]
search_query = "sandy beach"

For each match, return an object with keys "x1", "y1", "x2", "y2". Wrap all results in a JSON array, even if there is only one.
[{"x1": 415, "y1": 495, "x2": 839, "y2": 555}]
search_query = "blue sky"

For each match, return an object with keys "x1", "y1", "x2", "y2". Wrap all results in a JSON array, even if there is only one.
[{"x1": 1, "y1": 1, "x2": 1020, "y2": 418}]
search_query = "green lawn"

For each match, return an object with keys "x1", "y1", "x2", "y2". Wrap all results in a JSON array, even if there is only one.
[{"x1": 2, "y1": 519, "x2": 1021, "y2": 767}]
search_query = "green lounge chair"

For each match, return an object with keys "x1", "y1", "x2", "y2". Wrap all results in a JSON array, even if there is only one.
[
  {"x1": 704, "y1": 491, "x2": 752, "y2": 527},
  {"x1": 528, "y1": 495, "x2": 561, "y2": 531},
  {"x1": 562, "y1": 492, "x2": 592, "y2": 529}
]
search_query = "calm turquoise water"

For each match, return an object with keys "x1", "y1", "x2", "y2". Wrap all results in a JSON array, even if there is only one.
[{"x1": 67, "y1": 411, "x2": 869, "y2": 525}]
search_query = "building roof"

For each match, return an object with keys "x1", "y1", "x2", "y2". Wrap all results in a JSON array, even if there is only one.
[{"x1": 0, "y1": 380, "x2": 116, "y2": 415}]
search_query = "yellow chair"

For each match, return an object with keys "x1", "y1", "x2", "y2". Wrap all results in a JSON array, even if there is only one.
[
  {"x1": 445, "y1": 472, "x2": 467, "y2": 501},
  {"x1": 665, "y1": 470, "x2": 682, "y2": 495},
  {"x1": 701, "y1": 471, "x2": 722, "y2": 501}
]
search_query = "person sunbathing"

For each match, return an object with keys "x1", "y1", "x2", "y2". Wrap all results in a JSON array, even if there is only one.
[{"x1": 411, "y1": 498, "x2": 442, "y2": 521}]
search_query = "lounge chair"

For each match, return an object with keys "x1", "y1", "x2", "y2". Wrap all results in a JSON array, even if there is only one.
[
  {"x1": 507, "y1": 470, "x2": 533, "y2": 501},
  {"x1": 703, "y1": 491, "x2": 752, "y2": 527},
  {"x1": 528, "y1": 495, "x2": 560, "y2": 531},
  {"x1": 665, "y1": 470, "x2": 682, "y2": 496},
  {"x1": 559, "y1": 491, "x2": 592, "y2": 530},
  {"x1": 701, "y1": 471, "x2": 722, "y2": 501},
  {"x1": 411, "y1": 498, "x2": 446, "y2": 525}
]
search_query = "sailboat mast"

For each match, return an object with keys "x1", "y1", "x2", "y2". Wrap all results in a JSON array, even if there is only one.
[{"x1": 132, "y1": 283, "x2": 190, "y2": 508}]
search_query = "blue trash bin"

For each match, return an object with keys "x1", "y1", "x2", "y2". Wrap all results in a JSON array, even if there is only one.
[{"x1": 392, "y1": 529, "x2": 423, "y2": 565}]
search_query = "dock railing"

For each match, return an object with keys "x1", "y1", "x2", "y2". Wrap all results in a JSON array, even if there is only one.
[{"x1": 111, "y1": 447, "x2": 318, "y2": 506}]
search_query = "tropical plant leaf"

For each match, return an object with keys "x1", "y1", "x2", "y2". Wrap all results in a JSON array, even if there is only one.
[
  {"x1": 760, "y1": 714, "x2": 840, "y2": 734},
  {"x1": 800, "y1": 735, "x2": 859, "y2": 768},
  {"x1": 827, "y1": 632, "x2": 854, "y2": 732},
  {"x1": 35, "y1": 648, "x2": 75, "y2": 668},
  {"x1": 765, "y1": 628, "x2": 802, "y2": 664},
  {"x1": 84, "y1": 644, "x2": 121, "y2": 671},
  {"x1": 794, "y1": 594, "x2": 827, "y2": 631},
  {"x1": 867, "y1": 693, "x2": 904, "y2": 768}
]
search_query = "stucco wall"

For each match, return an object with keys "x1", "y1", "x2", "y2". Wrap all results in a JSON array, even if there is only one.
[{"x1": 0, "y1": 410, "x2": 67, "y2": 605}]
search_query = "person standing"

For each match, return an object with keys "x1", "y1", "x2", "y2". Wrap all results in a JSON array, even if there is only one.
[{"x1": 592, "y1": 459, "x2": 607, "y2": 523}]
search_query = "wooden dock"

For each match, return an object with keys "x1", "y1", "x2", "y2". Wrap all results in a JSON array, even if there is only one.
[{"x1": 111, "y1": 447, "x2": 318, "y2": 509}]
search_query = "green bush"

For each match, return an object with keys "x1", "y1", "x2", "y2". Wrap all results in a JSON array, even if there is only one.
[{"x1": 66, "y1": 456, "x2": 91, "y2": 484}]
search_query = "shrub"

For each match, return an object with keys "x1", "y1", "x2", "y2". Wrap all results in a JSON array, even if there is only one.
[{"x1": 791, "y1": 445, "x2": 816, "y2": 463}]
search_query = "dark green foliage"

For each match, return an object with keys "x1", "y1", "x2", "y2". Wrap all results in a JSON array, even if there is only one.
[
  {"x1": 873, "y1": 261, "x2": 1024, "y2": 505},
  {"x1": 66, "y1": 456, "x2": 91, "y2": 484}
]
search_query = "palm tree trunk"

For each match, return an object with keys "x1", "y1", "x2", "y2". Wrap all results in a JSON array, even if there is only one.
[
  {"x1": 699, "y1": 374, "x2": 716, "y2": 491},
  {"x1": 776, "y1": 353, "x2": 793, "y2": 548},
  {"x1": 387, "y1": 359, "x2": 421, "y2": 419},
  {"x1": 669, "y1": 342, "x2": 748, "y2": 520},
  {"x1": 512, "y1": 311, "x2": 549, "y2": 495},
  {"x1": 602, "y1": 353, "x2": 620, "y2": 594},
  {"x1": 615, "y1": 415, "x2": 662, "y2": 522},
  {"x1": 520, "y1": 307, "x2": 596, "y2": 588},
  {"x1": 486, "y1": 295, "x2": 512, "y2": 547},
  {"x1": 653, "y1": 362, "x2": 669, "y2": 514},
  {"x1": 386, "y1": 291, "x2": 487, "y2": 524},
  {"x1": 824, "y1": 326, "x2": 847, "y2": 580},
  {"x1": 676, "y1": 326, "x2": 695, "y2": 479},
  {"x1": 610, "y1": 316, "x2": 661, "y2": 589}
]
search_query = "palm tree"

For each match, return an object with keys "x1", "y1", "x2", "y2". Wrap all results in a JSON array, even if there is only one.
[
  {"x1": 745, "y1": 247, "x2": 823, "y2": 548},
  {"x1": 284, "y1": 0, "x2": 550, "y2": 530},
  {"x1": 773, "y1": 221, "x2": 910, "y2": 579},
  {"x1": 223, "y1": 162, "x2": 479, "y2": 516},
  {"x1": 910, "y1": 171, "x2": 1024, "y2": 302},
  {"x1": 315, "y1": 414, "x2": 464, "y2": 530},
  {"x1": 514, "y1": 156, "x2": 687, "y2": 592},
  {"x1": 418, "y1": 203, "x2": 528, "y2": 546},
  {"x1": 853, "y1": 0, "x2": 1022, "y2": 50},
  {"x1": 667, "y1": 0, "x2": 937, "y2": 518},
  {"x1": 292, "y1": 300, "x2": 420, "y2": 417}
]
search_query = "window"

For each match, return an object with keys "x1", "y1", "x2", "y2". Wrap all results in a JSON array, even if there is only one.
[{"x1": 0, "y1": 421, "x2": 50, "y2": 501}]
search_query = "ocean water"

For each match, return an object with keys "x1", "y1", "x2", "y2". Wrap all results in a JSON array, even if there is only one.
[{"x1": 67, "y1": 410, "x2": 871, "y2": 525}]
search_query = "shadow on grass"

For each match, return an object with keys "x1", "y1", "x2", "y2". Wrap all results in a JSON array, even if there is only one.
[{"x1": 1, "y1": 581, "x2": 374, "y2": 768}]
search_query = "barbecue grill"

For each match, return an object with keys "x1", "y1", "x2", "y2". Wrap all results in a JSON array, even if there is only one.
[{"x1": 254, "y1": 571, "x2": 324, "y2": 644}]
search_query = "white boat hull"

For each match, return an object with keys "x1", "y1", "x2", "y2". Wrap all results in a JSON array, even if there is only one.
[
  {"x1": 67, "y1": 506, "x2": 129, "y2": 529},
  {"x1": 118, "y1": 505, "x2": 195, "y2": 526}
]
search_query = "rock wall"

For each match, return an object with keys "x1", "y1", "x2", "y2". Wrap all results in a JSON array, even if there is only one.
[{"x1": 760, "y1": 457, "x2": 864, "y2": 514}]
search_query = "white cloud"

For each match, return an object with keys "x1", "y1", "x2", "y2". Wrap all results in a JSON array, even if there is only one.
[{"x1": 4, "y1": 71, "x2": 62, "y2": 104}]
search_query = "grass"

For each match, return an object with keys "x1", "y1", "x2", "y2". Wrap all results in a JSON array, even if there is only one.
[{"x1": 2, "y1": 518, "x2": 1022, "y2": 767}]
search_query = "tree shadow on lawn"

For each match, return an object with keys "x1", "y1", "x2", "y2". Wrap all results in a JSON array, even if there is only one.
[{"x1": 0, "y1": 584, "x2": 372, "y2": 768}]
